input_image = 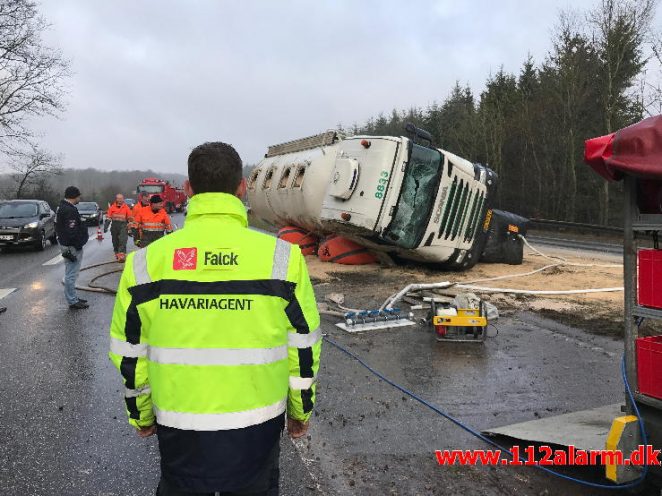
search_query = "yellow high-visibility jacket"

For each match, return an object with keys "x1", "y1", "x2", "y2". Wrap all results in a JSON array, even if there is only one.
[{"x1": 109, "y1": 192, "x2": 321, "y2": 491}]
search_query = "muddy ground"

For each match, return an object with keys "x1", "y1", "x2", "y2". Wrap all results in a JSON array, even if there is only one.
[
  {"x1": 296, "y1": 243, "x2": 659, "y2": 495},
  {"x1": 307, "y1": 242, "x2": 626, "y2": 332},
  {"x1": 82, "y1": 236, "x2": 660, "y2": 494}
]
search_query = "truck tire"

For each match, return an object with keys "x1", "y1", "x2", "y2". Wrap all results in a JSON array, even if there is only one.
[{"x1": 502, "y1": 234, "x2": 524, "y2": 265}]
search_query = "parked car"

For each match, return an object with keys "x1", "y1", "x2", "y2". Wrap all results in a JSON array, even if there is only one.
[
  {"x1": 76, "y1": 201, "x2": 104, "y2": 226},
  {"x1": 0, "y1": 199, "x2": 57, "y2": 251}
]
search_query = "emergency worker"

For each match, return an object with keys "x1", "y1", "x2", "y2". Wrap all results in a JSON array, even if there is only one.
[
  {"x1": 135, "y1": 194, "x2": 173, "y2": 247},
  {"x1": 109, "y1": 142, "x2": 321, "y2": 495},
  {"x1": 130, "y1": 193, "x2": 150, "y2": 243},
  {"x1": 105, "y1": 194, "x2": 132, "y2": 262}
]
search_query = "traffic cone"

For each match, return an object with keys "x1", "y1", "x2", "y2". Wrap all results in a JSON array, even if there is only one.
[{"x1": 96, "y1": 226, "x2": 104, "y2": 241}]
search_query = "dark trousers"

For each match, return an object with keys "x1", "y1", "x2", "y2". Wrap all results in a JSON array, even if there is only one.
[
  {"x1": 110, "y1": 221, "x2": 128, "y2": 254},
  {"x1": 141, "y1": 230, "x2": 164, "y2": 247},
  {"x1": 156, "y1": 443, "x2": 280, "y2": 496}
]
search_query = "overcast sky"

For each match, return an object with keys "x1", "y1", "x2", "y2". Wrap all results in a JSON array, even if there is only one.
[{"x1": 29, "y1": 0, "x2": 659, "y2": 173}]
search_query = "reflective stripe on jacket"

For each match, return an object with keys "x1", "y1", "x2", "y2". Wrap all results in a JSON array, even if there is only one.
[
  {"x1": 107, "y1": 203, "x2": 132, "y2": 222},
  {"x1": 136, "y1": 209, "x2": 172, "y2": 232},
  {"x1": 108, "y1": 192, "x2": 321, "y2": 491}
]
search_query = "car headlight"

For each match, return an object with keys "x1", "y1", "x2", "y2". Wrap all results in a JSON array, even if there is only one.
[{"x1": 23, "y1": 221, "x2": 38, "y2": 229}]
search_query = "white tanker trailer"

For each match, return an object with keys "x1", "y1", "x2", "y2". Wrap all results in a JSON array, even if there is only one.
[{"x1": 246, "y1": 125, "x2": 498, "y2": 269}]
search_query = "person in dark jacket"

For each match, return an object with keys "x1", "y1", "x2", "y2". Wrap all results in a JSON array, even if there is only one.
[{"x1": 55, "y1": 186, "x2": 90, "y2": 309}]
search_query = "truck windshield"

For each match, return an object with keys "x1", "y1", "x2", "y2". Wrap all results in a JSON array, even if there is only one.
[
  {"x1": 384, "y1": 143, "x2": 443, "y2": 249},
  {"x1": 138, "y1": 185, "x2": 164, "y2": 194}
]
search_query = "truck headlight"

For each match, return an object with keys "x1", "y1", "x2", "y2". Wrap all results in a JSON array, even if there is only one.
[{"x1": 23, "y1": 221, "x2": 38, "y2": 229}]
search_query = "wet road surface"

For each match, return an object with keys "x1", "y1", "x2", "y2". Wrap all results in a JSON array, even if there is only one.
[
  {"x1": 0, "y1": 216, "x2": 316, "y2": 495},
  {"x1": 310, "y1": 311, "x2": 627, "y2": 495},
  {"x1": 0, "y1": 216, "x2": 645, "y2": 495}
]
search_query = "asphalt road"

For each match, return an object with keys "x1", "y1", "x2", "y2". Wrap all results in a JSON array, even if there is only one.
[
  {"x1": 0, "y1": 217, "x2": 649, "y2": 495},
  {"x1": 0, "y1": 216, "x2": 316, "y2": 496}
]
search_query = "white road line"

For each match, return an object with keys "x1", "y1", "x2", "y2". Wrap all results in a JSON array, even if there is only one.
[
  {"x1": 43, "y1": 234, "x2": 99, "y2": 266},
  {"x1": 43, "y1": 253, "x2": 63, "y2": 265},
  {"x1": 0, "y1": 288, "x2": 16, "y2": 300}
]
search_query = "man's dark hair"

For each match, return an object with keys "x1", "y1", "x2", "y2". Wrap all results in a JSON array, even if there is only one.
[
  {"x1": 64, "y1": 186, "x2": 81, "y2": 199},
  {"x1": 187, "y1": 142, "x2": 242, "y2": 194}
]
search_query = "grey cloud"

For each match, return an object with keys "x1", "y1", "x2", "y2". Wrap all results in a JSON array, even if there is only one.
[{"x1": 28, "y1": 0, "x2": 649, "y2": 173}]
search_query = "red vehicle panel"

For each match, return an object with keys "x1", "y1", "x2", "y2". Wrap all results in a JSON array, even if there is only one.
[{"x1": 136, "y1": 177, "x2": 187, "y2": 213}]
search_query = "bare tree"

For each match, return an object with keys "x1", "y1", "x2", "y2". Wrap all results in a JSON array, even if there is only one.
[
  {"x1": 0, "y1": 0, "x2": 69, "y2": 150},
  {"x1": 10, "y1": 144, "x2": 61, "y2": 198},
  {"x1": 644, "y1": 33, "x2": 662, "y2": 115}
]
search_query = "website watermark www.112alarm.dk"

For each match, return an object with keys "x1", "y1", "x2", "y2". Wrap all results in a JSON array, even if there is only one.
[{"x1": 435, "y1": 445, "x2": 661, "y2": 466}]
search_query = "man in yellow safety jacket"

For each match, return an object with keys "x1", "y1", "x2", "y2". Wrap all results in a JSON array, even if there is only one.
[{"x1": 109, "y1": 142, "x2": 321, "y2": 495}]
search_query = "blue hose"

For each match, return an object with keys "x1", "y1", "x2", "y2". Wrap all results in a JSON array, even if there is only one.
[{"x1": 323, "y1": 336, "x2": 649, "y2": 490}]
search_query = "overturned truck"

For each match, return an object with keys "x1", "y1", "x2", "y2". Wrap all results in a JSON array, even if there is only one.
[{"x1": 247, "y1": 125, "x2": 523, "y2": 269}]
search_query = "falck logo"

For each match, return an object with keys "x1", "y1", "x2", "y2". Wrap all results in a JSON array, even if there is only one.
[{"x1": 173, "y1": 247, "x2": 197, "y2": 270}]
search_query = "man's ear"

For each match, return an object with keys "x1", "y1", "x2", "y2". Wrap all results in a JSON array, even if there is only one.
[
  {"x1": 184, "y1": 179, "x2": 194, "y2": 197},
  {"x1": 235, "y1": 178, "x2": 247, "y2": 199}
]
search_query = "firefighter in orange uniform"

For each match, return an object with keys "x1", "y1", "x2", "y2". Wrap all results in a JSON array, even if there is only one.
[
  {"x1": 104, "y1": 194, "x2": 133, "y2": 261},
  {"x1": 129, "y1": 193, "x2": 150, "y2": 245},
  {"x1": 135, "y1": 194, "x2": 173, "y2": 247}
]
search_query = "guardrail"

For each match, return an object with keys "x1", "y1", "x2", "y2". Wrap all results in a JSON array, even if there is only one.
[
  {"x1": 529, "y1": 218, "x2": 623, "y2": 235},
  {"x1": 527, "y1": 234, "x2": 623, "y2": 254}
]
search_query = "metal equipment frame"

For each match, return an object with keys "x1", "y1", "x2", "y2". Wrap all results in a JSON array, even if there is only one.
[
  {"x1": 430, "y1": 300, "x2": 488, "y2": 343},
  {"x1": 623, "y1": 176, "x2": 662, "y2": 479}
]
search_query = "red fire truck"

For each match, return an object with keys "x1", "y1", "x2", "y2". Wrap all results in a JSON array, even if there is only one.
[{"x1": 136, "y1": 177, "x2": 187, "y2": 213}]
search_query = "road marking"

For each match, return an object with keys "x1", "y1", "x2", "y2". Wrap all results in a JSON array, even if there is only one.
[
  {"x1": 0, "y1": 288, "x2": 16, "y2": 300},
  {"x1": 43, "y1": 234, "x2": 100, "y2": 266},
  {"x1": 43, "y1": 253, "x2": 63, "y2": 265}
]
